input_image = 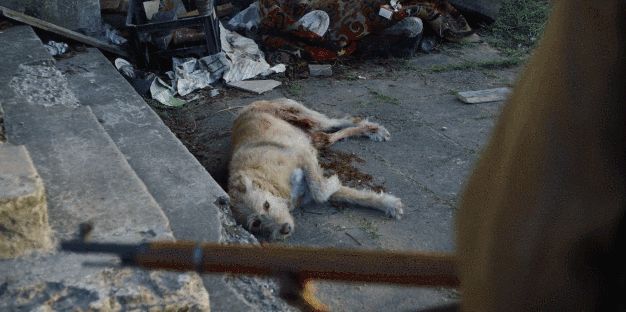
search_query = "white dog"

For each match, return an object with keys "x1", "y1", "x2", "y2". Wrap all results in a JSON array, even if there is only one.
[{"x1": 228, "y1": 98, "x2": 404, "y2": 241}]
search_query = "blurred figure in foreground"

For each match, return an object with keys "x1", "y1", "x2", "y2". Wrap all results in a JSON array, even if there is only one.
[{"x1": 457, "y1": 0, "x2": 625, "y2": 311}]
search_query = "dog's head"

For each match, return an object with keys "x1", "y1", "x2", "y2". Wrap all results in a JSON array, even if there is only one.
[{"x1": 229, "y1": 175, "x2": 295, "y2": 241}]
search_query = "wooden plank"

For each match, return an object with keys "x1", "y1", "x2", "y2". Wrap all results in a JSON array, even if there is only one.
[
  {"x1": 0, "y1": 5, "x2": 129, "y2": 58},
  {"x1": 457, "y1": 87, "x2": 512, "y2": 104}
]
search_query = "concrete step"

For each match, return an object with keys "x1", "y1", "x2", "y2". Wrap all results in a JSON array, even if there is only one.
[
  {"x1": 56, "y1": 48, "x2": 228, "y2": 244},
  {"x1": 55, "y1": 48, "x2": 296, "y2": 311},
  {"x1": 0, "y1": 26, "x2": 209, "y2": 310}
]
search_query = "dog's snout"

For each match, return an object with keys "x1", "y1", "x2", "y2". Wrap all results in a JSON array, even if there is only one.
[
  {"x1": 250, "y1": 217, "x2": 262, "y2": 232},
  {"x1": 279, "y1": 223, "x2": 292, "y2": 235}
]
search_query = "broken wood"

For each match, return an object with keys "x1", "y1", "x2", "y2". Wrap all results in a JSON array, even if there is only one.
[
  {"x1": 0, "y1": 5, "x2": 129, "y2": 58},
  {"x1": 457, "y1": 87, "x2": 511, "y2": 104}
]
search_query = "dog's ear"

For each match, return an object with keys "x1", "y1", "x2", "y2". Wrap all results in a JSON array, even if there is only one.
[{"x1": 230, "y1": 174, "x2": 250, "y2": 193}]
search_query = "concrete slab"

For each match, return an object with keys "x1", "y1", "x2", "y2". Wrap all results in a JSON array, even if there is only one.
[{"x1": 0, "y1": 27, "x2": 209, "y2": 310}]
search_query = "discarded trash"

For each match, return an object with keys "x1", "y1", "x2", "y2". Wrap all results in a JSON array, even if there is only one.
[
  {"x1": 308, "y1": 64, "x2": 332, "y2": 77},
  {"x1": 258, "y1": 0, "x2": 473, "y2": 61},
  {"x1": 115, "y1": 58, "x2": 136, "y2": 78},
  {"x1": 171, "y1": 53, "x2": 229, "y2": 96},
  {"x1": 263, "y1": 64, "x2": 287, "y2": 77},
  {"x1": 150, "y1": 78, "x2": 186, "y2": 107},
  {"x1": 45, "y1": 41, "x2": 69, "y2": 56},
  {"x1": 104, "y1": 24, "x2": 128, "y2": 46},
  {"x1": 143, "y1": 0, "x2": 160, "y2": 20},
  {"x1": 292, "y1": 10, "x2": 330, "y2": 37},
  {"x1": 419, "y1": 36, "x2": 437, "y2": 53},
  {"x1": 457, "y1": 87, "x2": 512, "y2": 104},
  {"x1": 227, "y1": 80, "x2": 281, "y2": 94},
  {"x1": 115, "y1": 58, "x2": 156, "y2": 97},
  {"x1": 358, "y1": 75, "x2": 367, "y2": 80},
  {"x1": 227, "y1": 1, "x2": 260, "y2": 32},
  {"x1": 126, "y1": 0, "x2": 221, "y2": 68},
  {"x1": 220, "y1": 24, "x2": 277, "y2": 82}
]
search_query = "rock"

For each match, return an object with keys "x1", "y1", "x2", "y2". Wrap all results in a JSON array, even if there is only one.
[
  {"x1": 309, "y1": 64, "x2": 333, "y2": 77},
  {"x1": 0, "y1": 144, "x2": 51, "y2": 258},
  {"x1": 449, "y1": 0, "x2": 502, "y2": 22}
]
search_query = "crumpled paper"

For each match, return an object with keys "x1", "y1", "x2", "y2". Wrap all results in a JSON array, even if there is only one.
[
  {"x1": 169, "y1": 53, "x2": 230, "y2": 96},
  {"x1": 45, "y1": 41, "x2": 69, "y2": 56},
  {"x1": 166, "y1": 24, "x2": 286, "y2": 95}
]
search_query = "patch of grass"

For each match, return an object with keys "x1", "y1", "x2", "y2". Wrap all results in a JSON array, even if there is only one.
[
  {"x1": 486, "y1": 0, "x2": 551, "y2": 56},
  {"x1": 358, "y1": 219, "x2": 381, "y2": 240},
  {"x1": 367, "y1": 88, "x2": 400, "y2": 105},
  {"x1": 286, "y1": 82, "x2": 303, "y2": 97},
  {"x1": 429, "y1": 57, "x2": 523, "y2": 73},
  {"x1": 343, "y1": 72, "x2": 360, "y2": 81}
]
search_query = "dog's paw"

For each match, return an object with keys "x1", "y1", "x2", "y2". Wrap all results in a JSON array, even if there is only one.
[
  {"x1": 361, "y1": 121, "x2": 391, "y2": 142},
  {"x1": 381, "y1": 194, "x2": 404, "y2": 220}
]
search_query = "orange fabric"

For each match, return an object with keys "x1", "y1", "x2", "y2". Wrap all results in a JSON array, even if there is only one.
[{"x1": 457, "y1": 1, "x2": 626, "y2": 311}]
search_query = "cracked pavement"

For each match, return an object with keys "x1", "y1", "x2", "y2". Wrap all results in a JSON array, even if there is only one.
[{"x1": 154, "y1": 42, "x2": 523, "y2": 311}]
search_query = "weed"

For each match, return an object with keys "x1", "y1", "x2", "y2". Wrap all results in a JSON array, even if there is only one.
[
  {"x1": 367, "y1": 88, "x2": 400, "y2": 105},
  {"x1": 485, "y1": 0, "x2": 551, "y2": 56},
  {"x1": 358, "y1": 218, "x2": 381, "y2": 240},
  {"x1": 429, "y1": 57, "x2": 523, "y2": 73},
  {"x1": 286, "y1": 82, "x2": 303, "y2": 97},
  {"x1": 343, "y1": 73, "x2": 360, "y2": 81}
]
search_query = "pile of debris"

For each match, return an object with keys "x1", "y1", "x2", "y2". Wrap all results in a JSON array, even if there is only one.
[{"x1": 0, "y1": 0, "x2": 494, "y2": 106}]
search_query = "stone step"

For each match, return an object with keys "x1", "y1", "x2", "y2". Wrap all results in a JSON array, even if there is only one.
[
  {"x1": 55, "y1": 48, "x2": 294, "y2": 311},
  {"x1": 0, "y1": 26, "x2": 209, "y2": 310},
  {"x1": 56, "y1": 48, "x2": 228, "y2": 244}
]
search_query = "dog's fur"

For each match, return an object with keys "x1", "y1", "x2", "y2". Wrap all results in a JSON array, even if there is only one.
[{"x1": 228, "y1": 98, "x2": 404, "y2": 240}]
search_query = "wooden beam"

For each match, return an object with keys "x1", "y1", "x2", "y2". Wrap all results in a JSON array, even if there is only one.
[{"x1": 0, "y1": 5, "x2": 129, "y2": 58}]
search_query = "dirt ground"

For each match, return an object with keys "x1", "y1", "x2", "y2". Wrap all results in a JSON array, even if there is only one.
[{"x1": 151, "y1": 41, "x2": 523, "y2": 311}]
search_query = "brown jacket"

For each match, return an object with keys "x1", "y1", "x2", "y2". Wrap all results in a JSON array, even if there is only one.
[{"x1": 457, "y1": 1, "x2": 626, "y2": 311}]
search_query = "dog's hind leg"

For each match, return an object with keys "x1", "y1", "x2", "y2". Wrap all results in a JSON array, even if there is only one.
[
  {"x1": 297, "y1": 154, "x2": 342, "y2": 203},
  {"x1": 271, "y1": 98, "x2": 358, "y2": 131},
  {"x1": 329, "y1": 186, "x2": 405, "y2": 220},
  {"x1": 310, "y1": 122, "x2": 391, "y2": 149}
]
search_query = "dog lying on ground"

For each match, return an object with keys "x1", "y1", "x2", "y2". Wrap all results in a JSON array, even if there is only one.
[{"x1": 228, "y1": 98, "x2": 404, "y2": 241}]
